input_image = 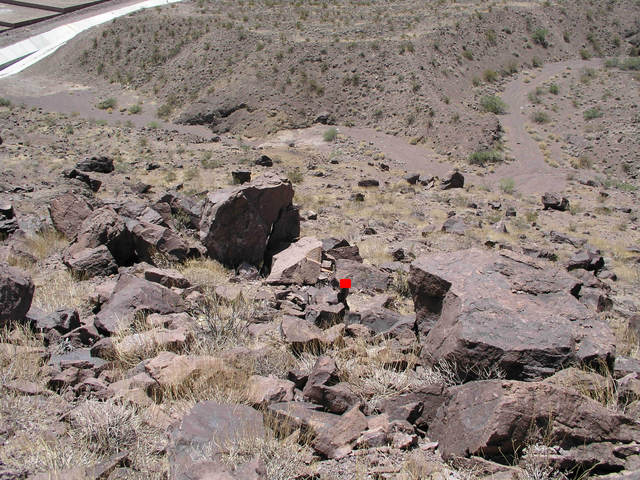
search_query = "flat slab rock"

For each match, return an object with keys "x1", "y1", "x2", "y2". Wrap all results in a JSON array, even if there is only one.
[
  {"x1": 168, "y1": 401, "x2": 265, "y2": 479},
  {"x1": 429, "y1": 380, "x2": 640, "y2": 460},
  {"x1": 409, "y1": 248, "x2": 616, "y2": 381}
]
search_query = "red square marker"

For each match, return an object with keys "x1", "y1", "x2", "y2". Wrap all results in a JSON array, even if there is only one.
[{"x1": 339, "y1": 278, "x2": 351, "y2": 289}]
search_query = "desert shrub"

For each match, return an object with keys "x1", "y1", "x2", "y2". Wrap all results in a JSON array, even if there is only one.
[
  {"x1": 480, "y1": 95, "x2": 508, "y2": 114},
  {"x1": 483, "y1": 69, "x2": 499, "y2": 82},
  {"x1": 500, "y1": 177, "x2": 515, "y2": 194},
  {"x1": 128, "y1": 104, "x2": 142, "y2": 114},
  {"x1": 622, "y1": 57, "x2": 640, "y2": 70},
  {"x1": 548, "y1": 83, "x2": 559, "y2": 95},
  {"x1": 584, "y1": 107, "x2": 603, "y2": 120},
  {"x1": 532, "y1": 28, "x2": 549, "y2": 47},
  {"x1": 462, "y1": 48, "x2": 473, "y2": 60},
  {"x1": 287, "y1": 168, "x2": 304, "y2": 184},
  {"x1": 323, "y1": 127, "x2": 338, "y2": 142},
  {"x1": 0, "y1": 97, "x2": 11, "y2": 107},
  {"x1": 532, "y1": 56, "x2": 543, "y2": 68},
  {"x1": 531, "y1": 111, "x2": 550, "y2": 123},
  {"x1": 580, "y1": 48, "x2": 592, "y2": 60},
  {"x1": 96, "y1": 97, "x2": 116, "y2": 110},
  {"x1": 503, "y1": 60, "x2": 519, "y2": 76},
  {"x1": 469, "y1": 149, "x2": 503, "y2": 166}
]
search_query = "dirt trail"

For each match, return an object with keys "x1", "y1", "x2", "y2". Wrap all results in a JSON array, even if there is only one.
[{"x1": 493, "y1": 58, "x2": 601, "y2": 194}]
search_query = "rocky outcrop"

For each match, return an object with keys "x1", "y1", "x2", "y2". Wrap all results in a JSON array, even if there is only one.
[
  {"x1": 542, "y1": 192, "x2": 569, "y2": 211},
  {"x1": 429, "y1": 380, "x2": 640, "y2": 460},
  {"x1": 199, "y1": 173, "x2": 299, "y2": 268},
  {"x1": 409, "y1": 249, "x2": 615, "y2": 381},
  {"x1": 76, "y1": 156, "x2": 114, "y2": 173}
]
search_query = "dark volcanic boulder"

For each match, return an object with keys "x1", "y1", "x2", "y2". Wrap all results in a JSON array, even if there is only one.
[
  {"x1": 429, "y1": 380, "x2": 640, "y2": 460},
  {"x1": 69, "y1": 207, "x2": 135, "y2": 266},
  {"x1": 76, "y1": 156, "x2": 114, "y2": 174},
  {"x1": 409, "y1": 249, "x2": 615, "y2": 381},
  {"x1": 49, "y1": 193, "x2": 93, "y2": 239},
  {"x1": 62, "y1": 169, "x2": 101, "y2": 192},
  {"x1": 94, "y1": 274, "x2": 185, "y2": 334},
  {"x1": 334, "y1": 259, "x2": 389, "y2": 293},
  {"x1": 441, "y1": 171, "x2": 464, "y2": 190},
  {"x1": 199, "y1": 173, "x2": 298, "y2": 268},
  {"x1": 0, "y1": 263, "x2": 34, "y2": 326},
  {"x1": 129, "y1": 220, "x2": 189, "y2": 262},
  {"x1": 63, "y1": 245, "x2": 118, "y2": 279},
  {"x1": 542, "y1": 192, "x2": 569, "y2": 211}
]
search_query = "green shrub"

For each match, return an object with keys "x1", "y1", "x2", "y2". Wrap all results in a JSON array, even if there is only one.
[
  {"x1": 128, "y1": 104, "x2": 142, "y2": 114},
  {"x1": 462, "y1": 48, "x2": 474, "y2": 60},
  {"x1": 580, "y1": 49, "x2": 592, "y2": 60},
  {"x1": 483, "y1": 69, "x2": 499, "y2": 83},
  {"x1": 532, "y1": 28, "x2": 549, "y2": 48},
  {"x1": 0, "y1": 97, "x2": 11, "y2": 107},
  {"x1": 531, "y1": 111, "x2": 550, "y2": 123},
  {"x1": 469, "y1": 149, "x2": 504, "y2": 166},
  {"x1": 500, "y1": 177, "x2": 515, "y2": 194},
  {"x1": 96, "y1": 98, "x2": 116, "y2": 110},
  {"x1": 583, "y1": 107, "x2": 603, "y2": 120},
  {"x1": 480, "y1": 95, "x2": 508, "y2": 114},
  {"x1": 532, "y1": 56, "x2": 542, "y2": 68},
  {"x1": 156, "y1": 103, "x2": 173, "y2": 119},
  {"x1": 323, "y1": 127, "x2": 338, "y2": 142},
  {"x1": 548, "y1": 83, "x2": 559, "y2": 94},
  {"x1": 622, "y1": 57, "x2": 640, "y2": 71}
]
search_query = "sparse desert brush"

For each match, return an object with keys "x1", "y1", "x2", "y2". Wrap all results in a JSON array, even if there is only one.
[
  {"x1": 96, "y1": 97, "x2": 116, "y2": 110},
  {"x1": 584, "y1": 107, "x2": 603, "y2": 120},
  {"x1": 469, "y1": 148, "x2": 504, "y2": 166},
  {"x1": 531, "y1": 111, "x2": 550, "y2": 124},
  {"x1": 548, "y1": 83, "x2": 559, "y2": 94},
  {"x1": 532, "y1": 28, "x2": 549, "y2": 48},
  {"x1": 480, "y1": 95, "x2": 508, "y2": 114},
  {"x1": 500, "y1": 177, "x2": 516, "y2": 194},
  {"x1": 128, "y1": 103, "x2": 142, "y2": 114},
  {"x1": 322, "y1": 127, "x2": 338, "y2": 142},
  {"x1": 286, "y1": 168, "x2": 304, "y2": 184},
  {"x1": 0, "y1": 97, "x2": 12, "y2": 108},
  {"x1": 483, "y1": 69, "x2": 499, "y2": 83}
]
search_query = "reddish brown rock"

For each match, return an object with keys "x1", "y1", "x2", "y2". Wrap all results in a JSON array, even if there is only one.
[
  {"x1": 63, "y1": 245, "x2": 118, "y2": 278},
  {"x1": 48, "y1": 193, "x2": 93, "y2": 238},
  {"x1": 94, "y1": 274, "x2": 185, "y2": 335},
  {"x1": 70, "y1": 207, "x2": 135, "y2": 266},
  {"x1": 267, "y1": 236, "x2": 322, "y2": 285},
  {"x1": 312, "y1": 406, "x2": 367, "y2": 459},
  {"x1": 199, "y1": 173, "x2": 298, "y2": 268},
  {"x1": 246, "y1": 375, "x2": 295, "y2": 406},
  {"x1": 130, "y1": 220, "x2": 190, "y2": 262},
  {"x1": 410, "y1": 249, "x2": 615, "y2": 381},
  {"x1": 429, "y1": 380, "x2": 640, "y2": 459}
]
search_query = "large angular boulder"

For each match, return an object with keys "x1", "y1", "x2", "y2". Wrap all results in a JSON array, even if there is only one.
[
  {"x1": 267, "y1": 236, "x2": 322, "y2": 285},
  {"x1": 157, "y1": 191, "x2": 203, "y2": 230},
  {"x1": 312, "y1": 406, "x2": 367, "y2": 459},
  {"x1": 334, "y1": 259, "x2": 389, "y2": 293},
  {"x1": 199, "y1": 173, "x2": 299, "y2": 268},
  {"x1": 94, "y1": 274, "x2": 185, "y2": 334},
  {"x1": 69, "y1": 207, "x2": 135, "y2": 266},
  {"x1": 409, "y1": 249, "x2": 615, "y2": 381},
  {"x1": 63, "y1": 245, "x2": 118, "y2": 278},
  {"x1": 429, "y1": 380, "x2": 640, "y2": 460},
  {"x1": 49, "y1": 193, "x2": 93, "y2": 239},
  {"x1": 129, "y1": 220, "x2": 189, "y2": 262},
  {"x1": 542, "y1": 192, "x2": 569, "y2": 211},
  {"x1": 168, "y1": 401, "x2": 265, "y2": 479},
  {"x1": 0, "y1": 263, "x2": 34, "y2": 326}
]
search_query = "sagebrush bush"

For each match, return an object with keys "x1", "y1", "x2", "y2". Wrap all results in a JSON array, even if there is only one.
[
  {"x1": 469, "y1": 149, "x2": 504, "y2": 166},
  {"x1": 480, "y1": 95, "x2": 508, "y2": 114}
]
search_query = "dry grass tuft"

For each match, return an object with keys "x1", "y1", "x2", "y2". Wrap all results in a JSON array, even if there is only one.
[
  {"x1": 178, "y1": 257, "x2": 230, "y2": 288},
  {"x1": 32, "y1": 269, "x2": 92, "y2": 313}
]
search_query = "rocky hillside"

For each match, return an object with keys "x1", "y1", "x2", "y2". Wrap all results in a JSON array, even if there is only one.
[
  {"x1": 41, "y1": 0, "x2": 640, "y2": 157},
  {"x1": 0, "y1": 99, "x2": 639, "y2": 478}
]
